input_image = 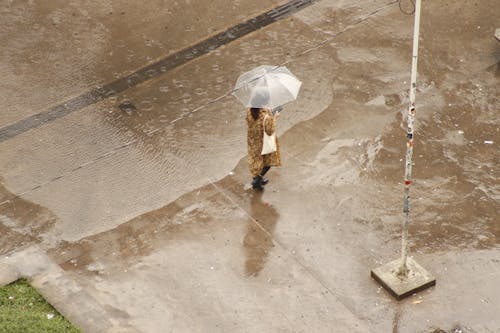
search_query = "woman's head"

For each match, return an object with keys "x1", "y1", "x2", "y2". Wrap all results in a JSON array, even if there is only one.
[
  {"x1": 250, "y1": 88, "x2": 270, "y2": 109},
  {"x1": 249, "y1": 89, "x2": 270, "y2": 120},
  {"x1": 250, "y1": 107, "x2": 261, "y2": 120}
]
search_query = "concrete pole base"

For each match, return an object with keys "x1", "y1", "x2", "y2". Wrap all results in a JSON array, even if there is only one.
[{"x1": 371, "y1": 257, "x2": 435, "y2": 300}]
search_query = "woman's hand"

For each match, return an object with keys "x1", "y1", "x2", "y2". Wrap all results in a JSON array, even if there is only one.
[{"x1": 273, "y1": 106, "x2": 282, "y2": 119}]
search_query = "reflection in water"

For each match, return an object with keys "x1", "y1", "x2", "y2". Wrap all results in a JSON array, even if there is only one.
[{"x1": 243, "y1": 191, "x2": 279, "y2": 277}]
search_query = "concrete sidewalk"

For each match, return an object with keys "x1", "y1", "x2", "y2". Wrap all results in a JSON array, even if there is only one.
[{"x1": 1, "y1": 0, "x2": 499, "y2": 332}]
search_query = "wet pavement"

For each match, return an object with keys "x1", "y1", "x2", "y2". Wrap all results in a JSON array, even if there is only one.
[{"x1": 1, "y1": 0, "x2": 499, "y2": 332}]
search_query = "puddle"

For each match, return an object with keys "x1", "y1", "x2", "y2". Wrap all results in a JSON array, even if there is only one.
[{"x1": 0, "y1": 0, "x2": 318, "y2": 143}]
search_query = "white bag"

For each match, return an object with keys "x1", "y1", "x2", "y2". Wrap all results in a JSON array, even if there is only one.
[{"x1": 261, "y1": 116, "x2": 277, "y2": 155}]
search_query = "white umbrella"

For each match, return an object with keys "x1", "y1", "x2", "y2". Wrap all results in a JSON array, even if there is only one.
[{"x1": 232, "y1": 65, "x2": 302, "y2": 109}]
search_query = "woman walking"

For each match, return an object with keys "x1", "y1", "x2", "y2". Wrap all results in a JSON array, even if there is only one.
[
  {"x1": 233, "y1": 65, "x2": 300, "y2": 190},
  {"x1": 246, "y1": 106, "x2": 281, "y2": 190}
]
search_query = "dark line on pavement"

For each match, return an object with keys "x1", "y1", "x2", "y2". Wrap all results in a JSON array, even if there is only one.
[{"x1": 0, "y1": 0, "x2": 317, "y2": 143}]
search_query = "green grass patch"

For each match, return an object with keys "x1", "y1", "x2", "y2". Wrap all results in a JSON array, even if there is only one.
[{"x1": 0, "y1": 279, "x2": 80, "y2": 333}]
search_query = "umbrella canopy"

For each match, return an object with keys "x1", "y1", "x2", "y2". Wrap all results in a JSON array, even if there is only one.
[{"x1": 232, "y1": 65, "x2": 302, "y2": 109}]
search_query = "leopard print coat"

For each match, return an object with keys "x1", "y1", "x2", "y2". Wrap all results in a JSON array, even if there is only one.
[{"x1": 246, "y1": 108, "x2": 281, "y2": 177}]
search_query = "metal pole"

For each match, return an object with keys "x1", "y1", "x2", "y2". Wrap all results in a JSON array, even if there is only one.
[{"x1": 398, "y1": 0, "x2": 422, "y2": 278}]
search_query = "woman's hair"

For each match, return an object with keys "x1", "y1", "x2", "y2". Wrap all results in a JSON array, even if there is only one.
[{"x1": 250, "y1": 108, "x2": 260, "y2": 120}]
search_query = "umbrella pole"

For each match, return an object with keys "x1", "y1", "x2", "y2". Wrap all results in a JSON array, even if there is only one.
[{"x1": 371, "y1": 0, "x2": 436, "y2": 300}]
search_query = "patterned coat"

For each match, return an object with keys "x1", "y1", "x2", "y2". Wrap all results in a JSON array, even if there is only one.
[{"x1": 246, "y1": 108, "x2": 281, "y2": 177}]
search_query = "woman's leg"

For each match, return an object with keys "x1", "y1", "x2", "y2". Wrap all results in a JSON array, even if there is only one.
[
  {"x1": 261, "y1": 166, "x2": 271, "y2": 176},
  {"x1": 251, "y1": 167, "x2": 271, "y2": 190},
  {"x1": 259, "y1": 166, "x2": 271, "y2": 185}
]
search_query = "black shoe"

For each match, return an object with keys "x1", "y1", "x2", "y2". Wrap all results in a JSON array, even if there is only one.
[
  {"x1": 252, "y1": 177, "x2": 264, "y2": 190},
  {"x1": 261, "y1": 178, "x2": 269, "y2": 185}
]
